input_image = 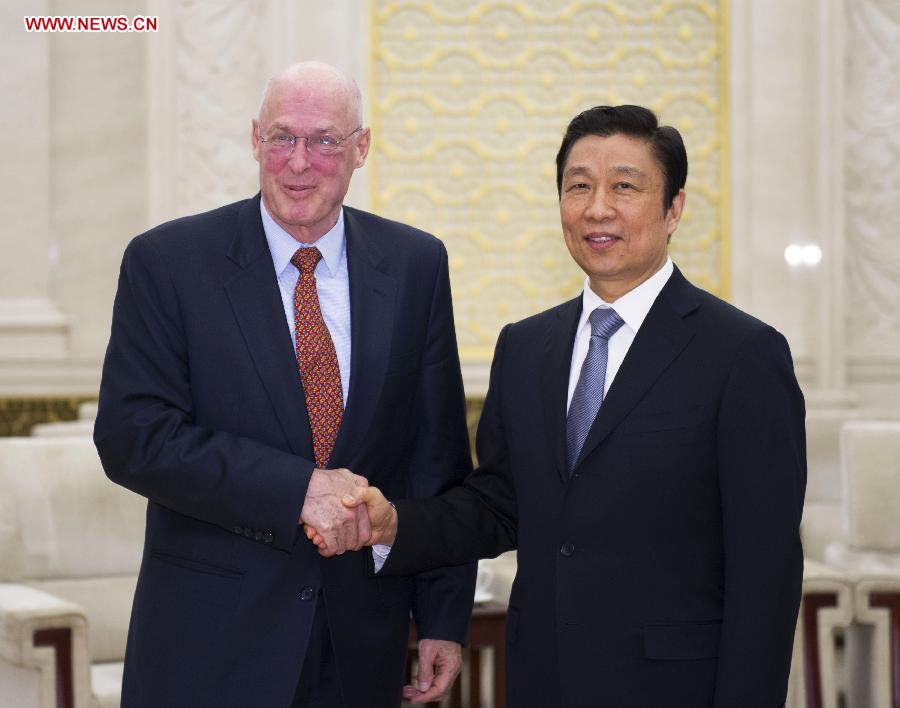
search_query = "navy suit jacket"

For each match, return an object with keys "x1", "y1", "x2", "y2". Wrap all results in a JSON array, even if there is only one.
[
  {"x1": 95, "y1": 195, "x2": 476, "y2": 707},
  {"x1": 384, "y1": 267, "x2": 806, "y2": 708}
]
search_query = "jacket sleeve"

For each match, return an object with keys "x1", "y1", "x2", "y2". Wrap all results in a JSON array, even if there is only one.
[
  {"x1": 712, "y1": 326, "x2": 806, "y2": 707},
  {"x1": 93, "y1": 234, "x2": 311, "y2": 552},
  {"x1": 386, "y1": 322, "x2": 519, "y2": 582},
  {"x1": 399, "y1": 242, "x2": 477, "y2": 644}
]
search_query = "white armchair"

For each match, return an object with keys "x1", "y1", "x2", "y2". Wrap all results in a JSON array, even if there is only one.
[
  {"x1": 823, "y1": 421, "x2": 900, "y2": 708},
  {"x1": 0, "y1": 437, "x2": 145, "y2": 708}
]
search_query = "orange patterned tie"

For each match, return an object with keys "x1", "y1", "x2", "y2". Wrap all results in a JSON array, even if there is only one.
[{"x1": 291, "y1": 247, "x2": 343, "y2": 468}]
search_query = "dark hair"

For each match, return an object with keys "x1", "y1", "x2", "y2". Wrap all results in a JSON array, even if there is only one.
[{"x1": 555, "y1": 105, "x2": 687, "y2": 211}]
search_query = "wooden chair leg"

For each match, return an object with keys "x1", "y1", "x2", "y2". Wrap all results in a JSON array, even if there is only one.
[{"x1": 469, "y1": 646, "x2": 481, "y2": 708}]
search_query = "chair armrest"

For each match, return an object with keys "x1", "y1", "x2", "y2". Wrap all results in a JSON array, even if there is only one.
[
  {"x1": 852, "y1": 576, "x2": 900, "y2": 708},
  {"x1": 787, "y1": 560, "x2": 855, "y2": 708},
  {"x1": 0, "y1": 583, "x2": 92, "y2": 708}
]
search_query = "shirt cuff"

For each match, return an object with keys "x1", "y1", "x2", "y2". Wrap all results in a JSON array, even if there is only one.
[{"x1": 371, "y1": 544, "x2": 392, "y2": 573}]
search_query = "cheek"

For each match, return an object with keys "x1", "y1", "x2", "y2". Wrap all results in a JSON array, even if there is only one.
[
  {"x1": 317, "y1": 165, "x2": 342, "y2": 180},
  {"x1": 260, "y1": 160, "x2": 285, "y2": 182},
  {"x1": 559, "y1": 203, "x2": 580, "y2": 231}
]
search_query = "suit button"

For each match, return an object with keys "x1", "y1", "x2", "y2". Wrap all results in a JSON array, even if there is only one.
[
  {"x1": 300, "y1": 587, "x2": 315, "y2": 601},
  {"x1": 560, "y1": 543, "x2": 575, "y2": 557},
  {"x1": 263, "y1": 531, "x2": 274, "y2": 544}
]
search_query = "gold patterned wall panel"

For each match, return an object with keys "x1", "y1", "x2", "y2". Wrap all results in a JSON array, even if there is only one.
[{"x1": 370, "y1": 0, "x2": 728, "y2": 361}]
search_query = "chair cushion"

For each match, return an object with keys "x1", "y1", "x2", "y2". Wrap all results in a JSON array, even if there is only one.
[
  {"x1": 841, "y1": 421, "x2": 900, "y2": 550},
  {"x1": 90, "y1": 662, "x2": 124, "y2": 708},
  {"x1": 0, "y1": 438, "x2": 145, "y2": 581}
]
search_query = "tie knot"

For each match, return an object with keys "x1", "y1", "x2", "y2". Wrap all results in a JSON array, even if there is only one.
[
  {"x1": 291, "y1": 247, "x2": 322, "y2": 274},
  {"x1": 588, "y1": 307, "x2": 624, "y2": 340}
]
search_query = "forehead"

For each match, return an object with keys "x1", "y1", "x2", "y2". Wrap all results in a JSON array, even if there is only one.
[
  {"x1": 564, "y1": 133, "x2": 662, "y2": 180},
  {"x1": 263, "y1": 79, "x2": 354, "y2": 130}
]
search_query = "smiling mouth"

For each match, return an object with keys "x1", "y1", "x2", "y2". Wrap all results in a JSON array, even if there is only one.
[{"x1": 584, "y1": 234, "x2": 619, "y2": 246}]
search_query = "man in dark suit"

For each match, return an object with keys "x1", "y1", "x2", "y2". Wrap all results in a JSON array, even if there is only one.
[
  {"x1": 318, "y1": 105, "x2": 806, "y2": 707},
  {"x1": 94, "y1": 61, "x2": 475, "y2": 707}
]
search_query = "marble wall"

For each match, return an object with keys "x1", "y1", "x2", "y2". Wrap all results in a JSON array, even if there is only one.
[
  {"x1": 844, "y1": 0, "x2": 900, "y2": 407},
  {"x1": 1, "y1": 0, "x2": 898, "y2": 421}
]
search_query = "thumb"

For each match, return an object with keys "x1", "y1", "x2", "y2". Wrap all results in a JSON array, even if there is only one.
[
  {"x1": 341, "y1": 486, "x2": 371, "y2": 508},
  {"x1": 416, "y1": 654, "x2": 435, "y2": 692}
]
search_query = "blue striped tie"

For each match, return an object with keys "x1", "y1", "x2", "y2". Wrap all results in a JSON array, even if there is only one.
[{"x1": 566, "y1": 307, "x2": 625, "y2": 473}]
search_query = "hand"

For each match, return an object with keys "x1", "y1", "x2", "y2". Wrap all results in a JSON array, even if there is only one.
[
  {"x1": 305, "y1": 485, "x2": 398, "y2": 556},
  {"x1": 403, "y1": 639, "x2": 462, "y2": 704},
  {"x1": 299, "y1": 468, "x2": 370, "y2": 555}
]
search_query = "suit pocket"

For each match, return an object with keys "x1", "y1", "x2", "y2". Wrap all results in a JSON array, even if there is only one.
[
  {"x1": 624, "y1": 407, "x2": 707, "y2": 445},
  {"x1": 150, "y1": 550, "x2": 244, "y2": 608},
  {"x1": 643, "y1": 621, "x2": 721, "y2": 660},
  {"x1": 506, "y1": 606, "x2": 520, "y2": 645},
  {"x1": 152, "y1": 551, "x2": 242, "y2": 579}
]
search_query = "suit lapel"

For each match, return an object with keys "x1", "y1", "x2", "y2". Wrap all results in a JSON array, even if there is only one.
[
  {"x1": 540, "y1": 297, "x2": 582, "y2": 482},
  {"x1": 329, "y1": 207, "x2": 397, "y2": 467},
  {"x1": 223, "y1": 195, "x2": 313, "y2": 458},
  {"x1": 572, "y1": 267, "x2": 699, "y2": 472}
]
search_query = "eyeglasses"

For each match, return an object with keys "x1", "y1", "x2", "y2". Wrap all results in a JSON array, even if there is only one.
[{"x1": 258, "y1": 127, "x2": 363, "y2": 157}]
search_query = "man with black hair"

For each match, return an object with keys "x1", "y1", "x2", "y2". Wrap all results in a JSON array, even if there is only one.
[{"x1": 312, "y1": 104, "x2": 806, "y2": 707}]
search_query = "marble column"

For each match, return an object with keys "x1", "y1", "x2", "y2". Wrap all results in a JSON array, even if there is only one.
[{"x1": 0, "y1": 0, "x2": 69, "y2": 394}]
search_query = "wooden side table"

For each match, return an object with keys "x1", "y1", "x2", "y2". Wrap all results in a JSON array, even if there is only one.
[{"x1": 407, "y1": 602, "x2": 507, "y2": 707}]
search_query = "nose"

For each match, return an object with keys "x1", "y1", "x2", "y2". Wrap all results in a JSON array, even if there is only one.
[
  {"x1": 584, "y1": 188, "x2": 615, "y2": 221},
  {"x1": 286, "y1": 140, "x2": 312, "y2": 173}
]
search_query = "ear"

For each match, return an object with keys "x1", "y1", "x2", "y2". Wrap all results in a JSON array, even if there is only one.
[
  {"x1": 666, "y1": 188, "x2": 686, "y2": 236},
  {"x1": 354, "y1": 127, "x2": 371, "y2": 168},
  {"x1": 251, "y1": 119, "x2": 261, "y2": 163}
]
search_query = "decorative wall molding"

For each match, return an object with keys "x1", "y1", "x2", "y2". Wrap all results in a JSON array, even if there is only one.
[
  {"x1": 812, "y1": 0, "x2": 849, "y2": 398},
  {"x1": 0, "y1": 300, "x2": 68, "y2": 362},
  {"x1": 845, "y1": 0, "x2": 900, "y2": 363},
  {"x1": 848, "y1": 358, "x2": 900, "y2": 384},
  {"x1": 147, "y1": 0, "x2": 277, "y2": 226},
  {"x1": 370, "y1": 0, "x2": 729, "y2": 361}
]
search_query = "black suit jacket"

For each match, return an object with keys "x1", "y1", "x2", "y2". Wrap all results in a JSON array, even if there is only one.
[
  {"x1": 384, "y1": 267, "x2": 806, "y2": 708},
  {"x1": 94, "y1": 195, "x2": 476, "y2": 708}
]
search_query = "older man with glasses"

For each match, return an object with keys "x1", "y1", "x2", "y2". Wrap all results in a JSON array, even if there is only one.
[{"x1": 95, "y1": 61, "x2": 476, "y2": 708}]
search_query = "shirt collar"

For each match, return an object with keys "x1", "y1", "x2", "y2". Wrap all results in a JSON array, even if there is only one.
[
  {"x1": 260, "y1": 200, "x2": 346, "y2": 277},
  {"x1": 577, "y1": 257, "x2": 674, "y2": 335}
]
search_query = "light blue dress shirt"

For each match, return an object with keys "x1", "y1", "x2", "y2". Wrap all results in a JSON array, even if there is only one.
[
  {"x1": 260, "y1": 202, "x2": 390, "y2": 569},
  {"x1": 260, "y1": 201, "x2": 351, "y2": 405}
]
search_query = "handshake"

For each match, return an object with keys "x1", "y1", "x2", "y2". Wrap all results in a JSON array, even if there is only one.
[{"x1": 298, "y1": 467, "x2": 398, "y2": 556}]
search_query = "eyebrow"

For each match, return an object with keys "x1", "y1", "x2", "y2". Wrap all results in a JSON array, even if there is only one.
[
  {"x1": 609, "y1": 165, "x2": 647, "y2": 179},
  {"x1": 563, "y1": 164, "x2": 649, "y2": 181},
  {"x1": 562, "y1": 165, "x2": 592, "y2": 180}
]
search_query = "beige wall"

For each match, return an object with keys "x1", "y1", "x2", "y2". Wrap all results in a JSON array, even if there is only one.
[{"x1": 1, "y1": 0, "x2": 898, "y2": 420}]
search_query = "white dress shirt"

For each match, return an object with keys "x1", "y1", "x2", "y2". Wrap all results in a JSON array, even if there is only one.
[
  {"x1": 375, "y1": 259, "x2": 676, "y2": 571},
  {"x1": 566, "y1": 258, "x2": 674, "y2": 412}
]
